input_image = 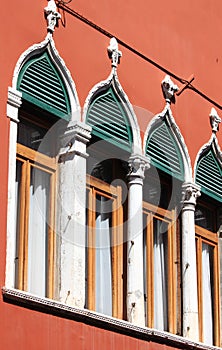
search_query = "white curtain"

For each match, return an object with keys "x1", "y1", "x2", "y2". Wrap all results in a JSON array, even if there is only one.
[
  {"x1": 95, "y1": 195, "x2": 112, "y2": 316},
  {"x1": 202, "y1": 242, "x2": 213, "y2": 345},
  {"x1": 153, "y1": 219, "x2": 168, "y2": 331},
  {"x1": 28, "y1": 167, "x2": 50, "y2": 297}
]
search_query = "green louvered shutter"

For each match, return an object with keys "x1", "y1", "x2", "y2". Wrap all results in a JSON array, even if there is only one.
[
  {"x1": 17, "y1": 52, "x2": 71, "y2": 120},
  {"x1": 196, "y1": 150, "x2": 222, "y2": 202},
  {"x1": 146, "y1": 121, "x2": 184, "y2": 180},
  {"x1": 86, "y1": 87, "x2": 132, "y2": 152}
]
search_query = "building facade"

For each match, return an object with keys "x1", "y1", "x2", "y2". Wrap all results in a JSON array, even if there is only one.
[{"x1": 1, "y1": 0, "x2": 222, "y2": 349}]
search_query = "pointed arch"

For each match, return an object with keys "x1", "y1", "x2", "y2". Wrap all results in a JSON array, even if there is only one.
[
  {"x1": 12, "y1": 36, "x2": 80, "y2": 121},
  {"x1": 82, "y1": 72, "x2": 142, "y2": 154},
  {"x1": 143, "y1": 105, "x2": 191, "y2": 182},
  {"x1": 194, "y1": 135, "x2": 222, "y2": 202}
]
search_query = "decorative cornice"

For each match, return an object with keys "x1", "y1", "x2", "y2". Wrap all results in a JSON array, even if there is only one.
[
  {"x1": 44, "y1": 0, "x2": 61, "y2": 34},
  {"x1": 128, "y1": 154, "x2": 150, "y2": 182},
  {"x1": 181, "y1": 182, "x2": 201, "y2": 209},
  {"x1": 2, "y1": 287, "x2": 221, "y2": 350},
  {"x1": 209, "y1": 107, "x2": 221, "y2": 133},
  {"x1": 161, "y1": 75, "x2": 179, "y2": 104},
  {"x1": 107, "y1": 37, "x2": 122, "y2": 69}
]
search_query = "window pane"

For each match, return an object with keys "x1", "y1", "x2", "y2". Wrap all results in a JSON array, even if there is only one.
[
  {"x1": 95, "y1": 195, "x2": 112, "y2": 316},
  {"x1": 27, "y1": 166, "x2": 51, "y2": 297},
  {"x1": 153, "y1": 218, "x2": 168, "y2": 331},
  {"x1": 202, "y1": 243, "x2": 214, "y2": 345},
  {"x1": 195, "y1": 205, "x2": 214, "y2": 231}
]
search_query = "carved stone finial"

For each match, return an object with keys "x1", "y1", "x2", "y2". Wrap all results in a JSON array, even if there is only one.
[
  {"x1": 182, "y1": 183, "x2": 201, "y2": 209},
  {"x1": 44, "y1": 0, "x2": 61, "y2": 33},
  {"x1": 107, "y1": 37, "x2": 122, "y2": 68},
  {"x1": 161, "y1": 75, "x2": 179, "y2": 104},
  {"x1": 209, "y1": 107, "x2": 221, "y2": 133}
]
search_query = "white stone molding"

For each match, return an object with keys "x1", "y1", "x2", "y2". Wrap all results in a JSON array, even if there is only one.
[
  {"x1": 5, "y1": 87, "x2": 22, "y2": 288},
  {"x1": 143, "y1": 102, "x2": 192, "y2": 183},
  {"x1": 127, "y1": 154, "x2": 150, "y2": 327},
  {"x1": 181, "y1": 182, "x2": 200, "y2": 341},
  {"x1": 82, "y1": 39, "x2": 142, "y2": 155},
  {"x1": 209, "y1": 107, "x2": 221, "y2": 133},
  {"x1": 12, "y1": 36, "x2": 80, "y2": 120},
  {"x1": 44, "y1": 0, "x2": 61, "y2": 33},
  {"x1": 57, "y1": 121, "x2": 91, "y2": 308},
  {"x1": 7, "y1": 87, "x2": 22, "y2": 122},
  {"x1": 161, "y1": 75, "x2": 179, "y2": 104}
]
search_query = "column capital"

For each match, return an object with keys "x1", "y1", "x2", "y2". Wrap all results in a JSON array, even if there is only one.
[
  {"x1": 181, "y1": 182, "x2": 201, "y2": 210},
  {"x1": 59, "y1": 121, "x2": 91, "y2": 160},
  {"x1": 127, "y1": 154, "x2": 150, "y2": 184},
  {"x1": 7, "y1": 87, "x2": 22, "y2": 122}
]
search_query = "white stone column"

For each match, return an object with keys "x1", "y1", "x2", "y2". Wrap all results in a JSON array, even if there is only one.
[
  {"x1": 5, "y1": 87, "x2": 22, "y2": 288},
  {"x1": 127, "y1": 154, "x2": 149, "y2": 326},
  {"x1": 58, "y1": 121, "x2": 91, "y2": 308},
  {"x1": 181, "y1": 182, "x2": 200, "y2": 341}
]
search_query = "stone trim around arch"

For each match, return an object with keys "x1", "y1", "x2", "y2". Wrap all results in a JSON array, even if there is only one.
[{"x1": 143, "y1": 103, "x2": 192, "y2": 183}]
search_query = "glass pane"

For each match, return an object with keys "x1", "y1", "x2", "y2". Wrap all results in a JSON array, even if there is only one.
[
  {"x1": 202, "y1": 243, "x2": 214, "y2": 345},
  {"x1": 95, "y1": 194, "x2": 112, "y2": 316},
  {"x1": 27, "y1": 166, "x2": 51, "y2": 297},
  {"x1": 153, "y1": 218, "x2": 169, "y2": 331},
  {"x1": 195, "y1": 205, "x2": 214, "y2": 231}
]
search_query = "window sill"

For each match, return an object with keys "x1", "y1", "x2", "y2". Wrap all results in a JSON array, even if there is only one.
[{"x1": 2, "y1": 287, "x2": 220, "y2": 350}]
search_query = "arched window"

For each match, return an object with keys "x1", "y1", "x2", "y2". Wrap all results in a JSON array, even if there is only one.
[
  {"x1": 195, "y1": 143, "x2": 221, "y2": 346},
  {"x1": 83, "y1": 42, "x2": 141, "y2": 318},
  {"x1": 143, "y1": 109, "x2": 187, "y2": 334},
  {"x1": 12, "y1": 39, "x2": 78, "y2": 299}
]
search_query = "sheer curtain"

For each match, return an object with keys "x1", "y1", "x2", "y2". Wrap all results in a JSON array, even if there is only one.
[
  {"x1": 95, "y1": 195, "x2": 112, "y2": 316},
  {"x1": 153, "y1": 219, "x2": 168, "y2": 331},
  {"x1": 202, "y1": 243, "x2": 214, "y2": 345},
  {"x1": 28, "y1": 167, "x2": 50, "y2": 297}
]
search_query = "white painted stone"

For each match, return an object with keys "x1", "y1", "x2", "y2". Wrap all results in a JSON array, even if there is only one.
[
  {"x1": 5, "y1": 87, "x2": 21, "y2": 288},
  {"x1": 127, "y1": 154, "x2": 149, "y2": 327},
  {"x1": 58, "y1": 121, "x2": 91, "y2": 308},
  {"x1": 181, "y1": 182, "x2": 201, "y2": 341}
]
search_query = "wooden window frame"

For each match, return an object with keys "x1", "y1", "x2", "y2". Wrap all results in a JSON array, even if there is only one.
[
  {"x1": 16, "y1": 143, "x2": 56, "y2": 298},
  {"x1": 143, "y1": 201, "x2": 177, "y2": 333},
  {"x1": 195, "y1": 224, "x2": 220, "y2": 346},
  {"x1": 86, "y1": 175, "x2": 123, "y2": 319}
]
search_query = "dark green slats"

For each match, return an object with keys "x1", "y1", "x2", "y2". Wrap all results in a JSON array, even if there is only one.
[
  {"x1": 17, "y1": 52, "x2": 71, "y2": 120},
  {"x1": 86, "y1": 88, "x2": 132, "y2": 152},
  {"x1": 196, "y1": 150, "x2": 222, "y2": 202},
  {"x1": 146, "y1": 121, "x2": 184, "y2": 180}
]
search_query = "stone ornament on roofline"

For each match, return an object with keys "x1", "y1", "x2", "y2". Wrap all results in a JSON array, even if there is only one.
[
  {"x1": 209, "y1": 107, "x2": 221, "y2": 133},
  {"x1": 161, "y1": 75, "x2": 179, "y2": 104},
  {"x1": 44, "y1": 0, "x2": 61, "y2": 33},
  {"x1": 107, "y1": 37, "x2": 122, "y2": 68}
]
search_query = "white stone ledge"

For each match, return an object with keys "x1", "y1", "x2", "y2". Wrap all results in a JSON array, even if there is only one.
[{"x1": 2, "y1": 287, "x2": 221, "y2": 350}]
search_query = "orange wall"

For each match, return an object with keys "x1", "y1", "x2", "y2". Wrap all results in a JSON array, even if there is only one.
[{"x1": 0, "y1": 1, "x2": 222, "y2": 348}]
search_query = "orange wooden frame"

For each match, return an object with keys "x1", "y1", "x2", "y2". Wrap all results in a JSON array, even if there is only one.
[
  {"x1": 143, "y1": 201, "x2": 177, "y2": 333},
  {"x1": 16, "y1": 143, "x2": 56, "y2": 299},
  {"x1": 86, "y1": 175, "x2": 123, "y2": 319}
]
